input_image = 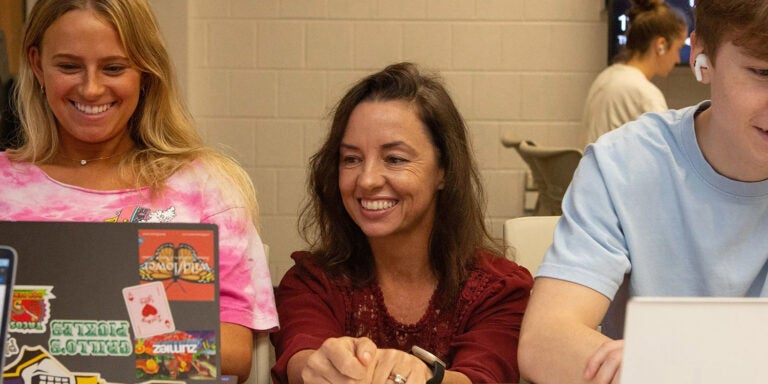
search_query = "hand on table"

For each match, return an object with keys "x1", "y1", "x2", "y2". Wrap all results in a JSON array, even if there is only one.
[
  {"x1": 583, "y1": 339, "x2": 624, "y2": 384},
  {"x1": 300, "y1": 336, "x2": 431, "y2": 384},
  {"x1": 368, "y1": 347, "x2": 432, "y2": 384},
  {"x1": 301, "y1": 336, "x2": 375, "y2": 383}
]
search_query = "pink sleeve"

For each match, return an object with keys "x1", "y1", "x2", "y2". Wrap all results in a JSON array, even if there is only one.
[
  {"x1": 208, "y1": 206, "x2": 278, "y2": 331},
  {"x1": 191, "y1": 163, "x2": 278, "y2": 331}
]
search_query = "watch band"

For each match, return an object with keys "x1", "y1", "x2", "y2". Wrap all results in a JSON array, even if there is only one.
[{"x1": 411, "y1": 345, "x2": 446, "y2": 384}]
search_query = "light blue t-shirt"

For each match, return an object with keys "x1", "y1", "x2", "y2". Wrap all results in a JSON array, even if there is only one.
[{"x1": 537, "y1": 101, "x2": 768, "y2": 300}]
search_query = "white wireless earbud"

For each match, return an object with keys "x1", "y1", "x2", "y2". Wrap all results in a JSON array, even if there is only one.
[
  {"x1": 694, "y1": 53, "x2": 709, "y2": 82},
  {"x1": 658, "y1": 45, "x2": 666, "y2": 55}
]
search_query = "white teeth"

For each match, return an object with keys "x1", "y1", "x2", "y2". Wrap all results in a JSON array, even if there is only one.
[
  {"x1": 75, "y1": 102, "x2": 112, "y2": 115},
  {"x1": 361, "y1": 200, "x2": 397, "y2": 211}
]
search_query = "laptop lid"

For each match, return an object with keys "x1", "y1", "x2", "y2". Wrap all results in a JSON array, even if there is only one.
[
  {"x1": 0, "y1": 221, "x2": 222, "y2": 383},
  {"x1": 621, "y1": 297, "x2": 768, "y2": 384},
  {"x1": 0, "y1": 246, "x2": 17, "y2": 370}
]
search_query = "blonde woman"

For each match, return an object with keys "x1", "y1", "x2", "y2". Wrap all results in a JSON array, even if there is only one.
[{"x1": 0, "y1": 0, "x2": 277, "y2": 381}]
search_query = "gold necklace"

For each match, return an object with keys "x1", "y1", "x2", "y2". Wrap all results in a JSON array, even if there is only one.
[{"x1": 60, "y1": 151, "x2": 128, "y2": 166}]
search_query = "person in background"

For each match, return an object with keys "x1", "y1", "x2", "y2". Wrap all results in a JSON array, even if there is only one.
[
  {"x1": 583, "y1": 0, "x2": 688, "y2": 146},
  {"x1": 519, "y1": 0, "x2": 768, "y2": 383},
  {"x1": 0, "y1": 0, "x2": 278, "y2": 381},
  {"x1": 270, "y1": 62, "x2": 533, "y2": 384}
]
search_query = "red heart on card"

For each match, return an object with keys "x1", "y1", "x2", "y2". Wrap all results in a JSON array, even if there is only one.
[{"x1": 142, "y1": 304, "x2": 158, "y2": 318}]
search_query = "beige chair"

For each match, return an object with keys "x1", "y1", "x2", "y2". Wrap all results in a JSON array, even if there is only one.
[
  {"x1": 503, "y1": 216, "x2": 559, "y2": 384},
  {"x1": 249, "y1": 332, "x2": 272, "y2": 384},
  {"x1": 501, "y1": 135, "x2": 582, "y2": 216},
  {"x1": 502, "y1": 215, "x2": 560, "y2": 278},
  {"x1": 246, "y1": 244, "x2": 275, "y2": 384}
]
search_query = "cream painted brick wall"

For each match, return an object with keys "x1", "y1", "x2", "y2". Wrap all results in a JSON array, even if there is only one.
[
  {"x1": 307, "y1": 23, "x2": 354, "y2": 68},
  {"x1": 183, "y1": 0, "x2": 708, "y2": 285}
]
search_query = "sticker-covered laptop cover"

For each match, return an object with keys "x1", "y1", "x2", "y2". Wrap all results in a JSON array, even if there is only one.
[{"x1": 0, "y1": 221, "x2": 221, "y2": 384}]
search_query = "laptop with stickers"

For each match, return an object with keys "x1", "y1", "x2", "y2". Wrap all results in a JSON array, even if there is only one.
[
  {"x1": 0, "y1": 221, "x2": 224, "y2": 384},
  {"x1": 620, "y1": 297, "x2": 768, "y2": 384},
  {"x1": 0, "y1": 246, "x2": 17, "y2": 370}
]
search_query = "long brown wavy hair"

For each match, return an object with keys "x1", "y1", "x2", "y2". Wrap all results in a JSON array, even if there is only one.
[{"x1": 299, "y1": 62, "x2": 502, "y2": 305}]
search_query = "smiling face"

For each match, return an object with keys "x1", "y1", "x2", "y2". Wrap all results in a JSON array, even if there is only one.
[
  {"x1": 29, "y1": 8, "x2": 141, "y2": 149},
  {"x1": 705, "y1": 42, "x2": 768, "y2": 178},
  {"x1": 690, "y1": 34, "x2": 768, "y2": 181},
  {"x1": 339, "y1": 100, "x2": 445, "y2": 243}
]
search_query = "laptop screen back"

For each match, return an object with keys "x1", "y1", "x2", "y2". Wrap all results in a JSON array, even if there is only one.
[
  {"x1": 0, "y1": 221, "x2": 221, "y2": 383},
  {"x1": 621, "y1": 297, "x2": 768, "y2": 384}
]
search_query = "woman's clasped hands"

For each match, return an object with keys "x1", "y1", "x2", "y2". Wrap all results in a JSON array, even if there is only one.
[{"x1": 302, "y1": 337, "x2": 432, "y2": 384}]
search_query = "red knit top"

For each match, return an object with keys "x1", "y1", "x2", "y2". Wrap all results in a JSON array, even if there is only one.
[{"x1": 270, "y1": 250, "x2": 533, "y2": 383}]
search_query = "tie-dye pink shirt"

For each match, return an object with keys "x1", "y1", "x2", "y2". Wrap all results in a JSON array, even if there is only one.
[{"x1": 0, "y1": 151, "x2": 278, "y2": 331}]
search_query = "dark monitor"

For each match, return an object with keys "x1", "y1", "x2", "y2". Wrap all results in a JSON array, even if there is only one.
[
  {"x1": 607, "y1": 0, "x2": 695, "y2": 65},
  {"x1": 0, "y1": 246, "x2": 18, "y2": 368}
]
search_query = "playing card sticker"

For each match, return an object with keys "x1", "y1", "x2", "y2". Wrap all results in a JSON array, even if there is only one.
[
  {"x1": 138, "y1": 229, "x2": 216, "y2": 301},
  {"x1": 123, "y1": 282, "x2": 175, "y2": 339},
  {"x1": 9, "y1": 286, "x2": 55, "y2": 334}
]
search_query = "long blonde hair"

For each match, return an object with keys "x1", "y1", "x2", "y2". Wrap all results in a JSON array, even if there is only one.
[{"x1": 10, "y1": 0, "x2": 259, "y2": 223}]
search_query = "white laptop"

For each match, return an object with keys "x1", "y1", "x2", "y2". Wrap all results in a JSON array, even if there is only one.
[{"x1": 621, "y1": 297, "x2": 768, "y2": 384}]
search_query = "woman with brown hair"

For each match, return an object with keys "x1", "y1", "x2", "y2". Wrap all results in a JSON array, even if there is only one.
[{"x1": 271, "y1": 62, "x2": 532, "y2": 384}]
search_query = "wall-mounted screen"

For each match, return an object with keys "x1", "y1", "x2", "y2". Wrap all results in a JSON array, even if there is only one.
[{"x1": 607, "y1": 0, "x2": 695, "y2": 65}]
